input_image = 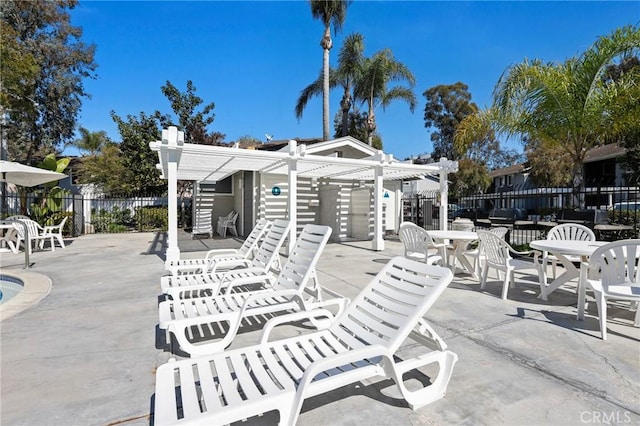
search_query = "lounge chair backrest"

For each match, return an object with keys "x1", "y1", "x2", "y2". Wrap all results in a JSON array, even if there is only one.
[
  {"x1": 547, "y1": 223, "x2": 595, "y2": 241},
  {"x1": 588, "y1": 239, "x2": 640, "y2": 289},
  {"x1": 237, "y1": 219, "x2": 271, "y2": 257},
  {"x1": 329, "y1": 256, "x2": 453, "y2": 353},
  {"x1": 274, "y1": 224, "x2": 332, "y2": 292},
  {"x1": 249, "y1": 218, "x2": 290, "y2": 271}
]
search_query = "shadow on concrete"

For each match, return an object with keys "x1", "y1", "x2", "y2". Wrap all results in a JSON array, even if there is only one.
[{"x1": 144, "y1": 232, "x2": 167, "y2": 260}]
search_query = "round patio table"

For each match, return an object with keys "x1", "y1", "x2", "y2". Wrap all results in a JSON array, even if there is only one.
[
  {"x1": 427, "y1": 230, "x2": 478, "y2": 276},
  {"x1": 529, "y1": 239, "x2": 608, "y2": 320}
]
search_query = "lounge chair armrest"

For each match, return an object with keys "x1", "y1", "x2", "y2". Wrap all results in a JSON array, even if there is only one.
[
  {"x1": 240, "y1": 289, "x2": 301, "y2": 310},
  {"x1": 223, "y1": 274, "x2": 275, "y2": 295},
  {"x1": 291, "y1": 345, "x2": 393, "y2": 414},
  {"x1": 209, "y1": 258, "x2": 251, "y2": 273},
  {"x1": 218, "y1": 266, "x2": 263, "y2": 284},
  {"x1": 203, "y1": 248, "x2": 239, "y2": 259},
  {"x1": 259, "y1": 308, "x2": 335, "y2": 344}
]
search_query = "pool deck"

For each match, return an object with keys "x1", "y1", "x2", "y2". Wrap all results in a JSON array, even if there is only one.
[{"x1": 0, "y1": 230, "x2": 638, "y2": 425}]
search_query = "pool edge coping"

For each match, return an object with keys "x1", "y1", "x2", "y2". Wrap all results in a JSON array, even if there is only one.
[{"x1": 0, "y1": 270, "x2": 52, "y2": 322}]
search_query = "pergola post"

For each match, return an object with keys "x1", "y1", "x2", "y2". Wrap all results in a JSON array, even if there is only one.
[
  {"x1": 438, "y1": 158, "x2": 458, "y2": 231},
  {"x1": 287, "y1": 141, "x2": 299, "y2": 255},
  {"x1": 159, "y1": 126, "x2": 184, "y2": 263},
  {"x1": 372, "y1": 151, "x2": 386, "y2": 251}
]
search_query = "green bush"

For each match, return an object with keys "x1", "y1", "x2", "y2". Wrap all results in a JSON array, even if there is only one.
[
  {"x1": 91, "y1": 206, "x2": 134, "y2": 233},
  {"x1": 135, "y1": 206, "x2": 168, "y2": 231}
]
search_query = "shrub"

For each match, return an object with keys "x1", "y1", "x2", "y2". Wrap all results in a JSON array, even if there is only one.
[{"x1": 135, "y1": 206, "x2": 168, "y2": 231}]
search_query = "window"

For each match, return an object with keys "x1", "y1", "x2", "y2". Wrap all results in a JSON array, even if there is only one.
[{"x1": 200, "y1": 175, "x2": 233, "y2": 195}]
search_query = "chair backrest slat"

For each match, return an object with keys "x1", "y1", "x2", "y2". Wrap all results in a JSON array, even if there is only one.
[
  {"x1": 250, "y1": 219, "x2": 291, "y2": 271},
  {"x1": 548, "y1": 223, "x2": 595, "y2": 242},
  {"x1": 238, "y1": 220, "x2": 271, "y2": 256},
  {"x1": 330, "y1": 257, "x2": 452, "y2": 353},
  {"x1": 274, "y1": 224, "x2": 332, "y2": 293},
  {"x1": 589, "y1": 240, "x2": 640, "y2": 288}
]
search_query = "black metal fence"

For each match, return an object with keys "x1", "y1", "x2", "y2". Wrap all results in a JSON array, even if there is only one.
[
  {"x1": 0, "y1": 192, "x2": 191, "y2": 235},
  {"x1": 403, "y1": 184, "x2": 640, "y2": 247}
]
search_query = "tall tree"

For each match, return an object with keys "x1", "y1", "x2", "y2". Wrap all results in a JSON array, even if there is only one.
[
  {"x1": 296, "y1": 32, "x2": 364, "y2": 138},
  {"x1": 110, "y1": 111, "x2": 167, "y2": 195},
  {"x1": 333, "y1": 108, "x2": 382, "y2": 149},
  {"x1": 355, "y1": 49, "x2": 416, "y2": 146},
  {"x1": 0, "y1": 0, "x2": 97, "y2": 162},
  {"x1": 158, "y1": 80, "x2": 217, "y2": 143},
  {"x1": 492, "y1": 25, "x2": 640, "y2": 206},
  {"x1": 309, "y1": 0, "x2": 351, "y2": 141},
  {"x1": 424, "y1": 82, "x2": 477, "y2": 161}
]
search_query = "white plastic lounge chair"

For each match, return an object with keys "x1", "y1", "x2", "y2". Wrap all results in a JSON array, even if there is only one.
[
  {"x1": 158, "y1": 224, "x2": 336, "y2": 356},
  {"x1": 42, "y1": 216, "x2": 68, "y2": 250},
  {"x1": 165, "y1": 219, "x2": 271, "y2": 276},
  {"x1": 585, "y1": 239, "x2": 640, "y2": 340},
  {"x1": 160, "y1": 219, "x2": 290, "y2": 299},
  {"x1": 217, "y1": 210, "x2": 238, "y2": 237},
  {"x1": 477, "y1": 230, "x2": 543, "y2": 300},
  {"x1": 153, "y1": 256, "x2": 457, "y2": 426},
  {"x1": 543, "y1": 223, "x2": 595, "y2": 280},
  {"x1": 398, "y1": 221, "x2": 446, "y2": 265}
]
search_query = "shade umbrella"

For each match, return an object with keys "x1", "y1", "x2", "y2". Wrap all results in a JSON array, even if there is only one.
[{"x1": 0, "y1": 160, "x2": 66, "y2": 187}]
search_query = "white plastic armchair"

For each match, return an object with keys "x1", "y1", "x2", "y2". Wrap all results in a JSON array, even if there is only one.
[
  {"x1": 585, "y1": 239, "x2": 640, "y2": 340},
  {"x1": 398, "y1": 221, "x2": 446, "y2": 265},
  {"x1": 10, "y1": 218, "x2": 53, "y2": 254},
  {"x1": 42, "y1": 216, "x2": 68, "y2": 250},
  {"x1": 544, "y1": 223, "x2": 596, "y2": 280},
  {"x1": 466, "y1": 226, "x2": 509, "y2": 279},
  {"x1": 154, "y1": 256, "x2": 457, "y2": 426},
  {"x1": 477, "y1": 230, "x2": 543, "y2": 300},
  {"x1": 217, "y1": 210, "x2": 238, "y2": 237}
]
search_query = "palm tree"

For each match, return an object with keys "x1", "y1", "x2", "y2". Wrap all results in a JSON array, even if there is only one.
[
  {"x1": 354, "y1": 48, "x2": 417, "y2": 146},
  {"x1": 296, "y1": 32, "x2": 364, "y2": 138},
  {"x1": 309, "y1": 0, "x2": 351, "y2": 141},
  {"x1": 72, "y1": 127, "x2": 110, "y2": 155},
  {"x1": 491, "y1": 25, "x2": 640, "y2": 206}
]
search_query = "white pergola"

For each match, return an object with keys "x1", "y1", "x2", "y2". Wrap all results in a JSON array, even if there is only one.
[{"x1": 151, "y1": 127, "x2": 458, "y2": 263}]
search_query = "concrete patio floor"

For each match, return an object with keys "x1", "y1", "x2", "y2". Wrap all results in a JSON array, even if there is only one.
[{"x1": 0, "y1": 230, "x2": 638, "y2": 425}]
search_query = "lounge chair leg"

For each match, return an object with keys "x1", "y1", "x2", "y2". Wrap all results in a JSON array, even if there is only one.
[{"x1": 388, "y1": 350, "x2": 458, "y2": 410}]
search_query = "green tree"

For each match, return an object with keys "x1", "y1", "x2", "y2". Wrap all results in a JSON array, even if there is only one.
[
  {"x1": 524, "y1": 139, "x2": 572, "y2": 187},
  {"x1": 333, "y1": 109, "x2": 382, "y2": 149},
  {"x1": 603, "y1": 56, "x2": 640, "y2": 184},
  {"x1": 77, "y1": 142, "x2": 131, "y2": 195},
  {"x1": 158, "y1": 80, "x2": 216, "y2": 143},
  {"x1": 111, "y1": 111, "x2": 166, "y2": 195},
  {"x1": 450, "y1": 158, "x2": 491, "y2": 197},
  {"x1": 0, "y1": 0, "x2": 97, "y2": 162},
  {"x1": 309, "y1": 0, "x2": 351, "y2": 141},
  {"x1": 296, "y1": 32, "x2": 365, "y2": 138},
  {"x1": 491, "y1": 25, "x2": 640, "y2": 206},
  {"x1": 355, "y1": 49, "x2": 416, "y2": 145},
  {"x1": 70, "y1": 127, "x2": 110, "y2": 155},
  {"x1": 424, "y1": 82, "x2": 477, "y2": 161}
]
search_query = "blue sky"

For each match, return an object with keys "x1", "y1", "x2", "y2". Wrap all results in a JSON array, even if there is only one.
[{"x1": 70, "y1": 1, "x2": 639, "y2": 160}]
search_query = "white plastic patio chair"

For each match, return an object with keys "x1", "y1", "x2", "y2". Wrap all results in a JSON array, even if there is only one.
[
  {"x1": 42, "y1": 216, "x2": 68, "y2": 250},
  {"x1": 585, "y1": 239, "x2": 640, "y2": 340},
  {"x1": 159, "y1": 224, "x2": 337, "y2": 356},
  {"x1": 164, "y1": 219, "x2": 271, "y2": 276},
  {"x1": 160, "y1": 219, "x2": 290, "y2": 299},
  {"x1": 398, "y1": 221, "x2": 446, "y2": 265},
  {"x1": 466, "y1": 226, "x2": 509, "y2": 279},
  {"x1": 217, "y1": 210, "x2": 238, "y2": 237},
  {"x1": 154, "y1": 256, "x2": 457, "y2": 426},
  {"x1": 10, "y1": 218, "x2": 53, "y2": 254},
  {"x1": 477, "y1": 230, "x2": 543, "y2": 300},
  {"x1": 543, "y1": 223, "x2": 595, "y2": 280}
]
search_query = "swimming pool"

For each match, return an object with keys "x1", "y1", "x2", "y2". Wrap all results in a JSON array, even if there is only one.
[{"x1": 0, "y1": 274, "x2": 25, "y2": 305}]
